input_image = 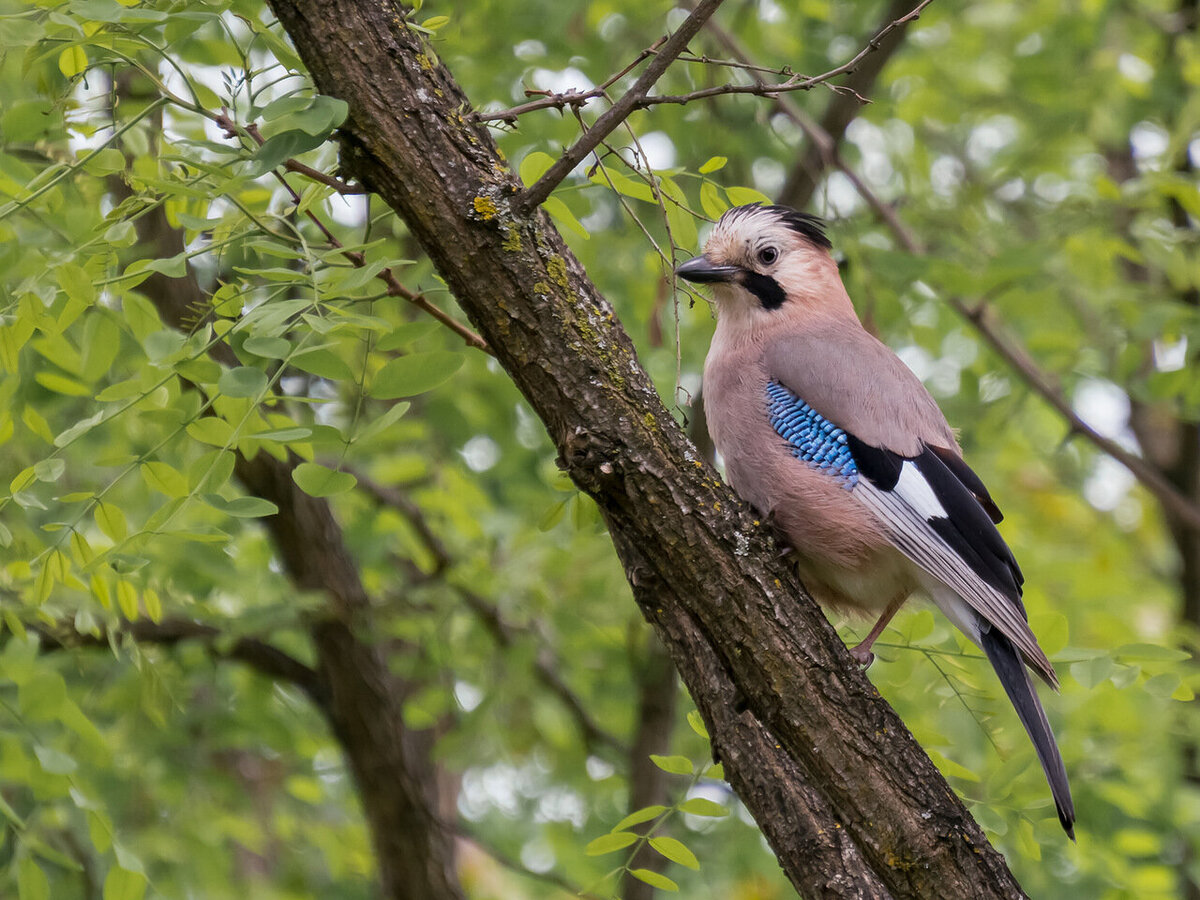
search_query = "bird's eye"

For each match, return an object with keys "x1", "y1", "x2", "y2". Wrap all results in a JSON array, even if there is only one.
[{"x1": 757, "y1": 247, "x2": 778, "y2": 265}]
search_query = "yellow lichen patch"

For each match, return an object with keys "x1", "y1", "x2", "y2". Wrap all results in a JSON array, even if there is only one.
[
  {"x1": 545, "y1": 255, "x2": 569, "y2": 289},
  {"x1": 473, "y1": 196, "x2": 498, "y2": 220},
  {"x1": 643, "y1": 412, "x2": 656, "y2": 429},
  {"x1": 416, "y1": 52, "x2": 433, "y2": 70},
  {"x1": 502, "y1": 230, "x2": 522, "y2": 253},
  {"x1": 532, "y1": 281, "x2": 550, "y2": 296}
]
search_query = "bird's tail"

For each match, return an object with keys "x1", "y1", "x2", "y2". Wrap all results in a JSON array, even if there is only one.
[{"x1": 979, "y1": 624, "x2": 1076, "y2": 839}]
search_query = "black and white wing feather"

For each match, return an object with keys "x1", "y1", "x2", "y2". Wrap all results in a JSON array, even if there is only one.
[{"x1": 845, "y1": 435, "x2": 1056, "y2": 688}]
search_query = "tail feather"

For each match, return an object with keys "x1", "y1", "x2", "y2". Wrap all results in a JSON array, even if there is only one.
[{"x1": 979, "y1": 623, "x2": 1075, "y2": 839}]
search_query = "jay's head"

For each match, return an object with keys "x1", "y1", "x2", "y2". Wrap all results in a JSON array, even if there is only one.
[{"x1": 675, "y1": 204, "x2": 839, "y2": 322}]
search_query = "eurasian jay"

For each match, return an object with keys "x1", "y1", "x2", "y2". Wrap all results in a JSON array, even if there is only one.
[{"x1": 677, "y1": 203, "x2": 1074, "y2": 838}]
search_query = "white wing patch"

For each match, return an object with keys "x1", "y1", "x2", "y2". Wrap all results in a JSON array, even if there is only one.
[
  {"x1": 895, "y1": 461, "x2": 947, "y2": 519},
  {"x1": 852, "y1": 479, "x2": 1057, "y2": 688}
]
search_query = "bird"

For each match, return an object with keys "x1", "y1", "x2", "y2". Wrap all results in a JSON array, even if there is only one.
[{"x1": 676, "y1": 202, "x2": 1075, "y2": 838}]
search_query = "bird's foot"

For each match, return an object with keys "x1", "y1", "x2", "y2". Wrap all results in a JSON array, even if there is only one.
[{"x1": 848, "y1": 644, "x2": 876, "y2": 668}]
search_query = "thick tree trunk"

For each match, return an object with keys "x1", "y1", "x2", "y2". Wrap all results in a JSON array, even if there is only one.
[
  {"x1": 622, "y1": 636, "x2": 677, "y2": 900},
  {"x1": 267, "y1": 2, "x2": 1029, "y2": 896},
  {"x1": 233, "y1": 452, "x2": 466, "y2": 900}
]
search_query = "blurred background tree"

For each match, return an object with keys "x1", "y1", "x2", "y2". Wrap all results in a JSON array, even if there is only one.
[{"x1": 0, "y1": 0, "x2": 1196, "y2": 898}]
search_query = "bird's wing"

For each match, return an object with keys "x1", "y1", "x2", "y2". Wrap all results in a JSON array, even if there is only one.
[
  {"x1": 763, "y1": 322, "x2": 958, "y2": 457},
  {"x1": 764, "y1": 332, "x2": 1053, "y2": 686}
]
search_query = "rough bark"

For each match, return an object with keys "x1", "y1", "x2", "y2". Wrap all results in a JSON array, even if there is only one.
[{"x1": 266, "y1": 2, "x2": 1029, "y2": 896}]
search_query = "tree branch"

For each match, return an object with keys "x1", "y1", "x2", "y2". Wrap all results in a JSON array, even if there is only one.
[
  {"x1": 517, "y1": 0, "x2": 726, "y2": 211},
  {"x1": 35, "y1": 618, "x2": 328, "y2": 708},
  {"x1": 946, "y1": 296, "x2": 1200, "y2": 531},
  {"x1": 266, "y1": 2, "x2": 1030, "y2": 894}
]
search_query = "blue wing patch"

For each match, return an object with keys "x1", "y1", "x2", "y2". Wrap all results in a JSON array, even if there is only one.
[{"x1": 765, "y1": 380, "x2": 858, "y2": 489}]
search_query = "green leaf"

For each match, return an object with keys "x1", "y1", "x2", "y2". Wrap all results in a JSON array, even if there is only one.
[
  {"x1": 685, "y1": 709, "x2": 708, "y2": 739},
  {"x1": 292, "y1": 348, "x2": 354, "y2": 381},
  {"x1": 95, "y1": 502, "x2": 127, "y2": 543},
  {"x1": 629, "y1": 868, "x2": 678, "y2": 892},
  {"x1": 218, "y1": 366, "x2": 269, "y2": 399},
  {"x1": 250, "y1": 426, "x2": 313, "y2": 443},
  {"x1": 186, "y1": 417, "x2": 235, "y2": 447},
  {"x1": 1071, "y1": 654, "x2": 1118, "y2": 689},
  {"x1": 202, "y1": 495, "x2": 279, "y2": 518},
  {"x1": 142, "y1": 588, "x2": 162, "y2": 623},
  {"x1": 1016, "y1": 817, "x2": 1042, "y2": 861},
  {"x1": 698, "y1": 156, "x2": 727, "y2": 174},
  {"x1": 699, "y1": 180, "x2": 727, "y2": 220},
  {"x1": 116, "y1": 580, "x2": 139, "y2": 620},
  {"x1": 58, "y1": 44, "x2": 88, "y2": 78},
  {"x1": 242, "y1": 336, "x2": 292, "y2": 358},
  {"x1": 519, "y1": 150, "x2": 556, "y2": 187},
  {"x1": 370, "y1": 351, "x2": 464, "y2": 398},
  {"x1": 543, "y1": 196, "x2": 590, "y2": 240},
  {"x1": 649, "y1": 754, "x2": 694, "y2": 776},
  {"x1": 188, "y1": 449, "x2": 236, "y2": 492},
  {"x1": 353, "y1": 401, "x2": 410, "y2": 443},
  {"x1": 584, "y1": 831, "x2": 638, "y2": 856},
  {"x1": 971, "y1": 804, "x2": 1009, "y2": 836},
  {"x1": 292, "y1": 462, "x2": 357, "y2": 497},
  {"x1": 18, "y1": 857, "x2": 50, "y2": 900},
  {"x1": 103, "y1": 867, "x2": 147, "y2": 900},
  {"x1": 141, "y1": 462, "x2": 188, "y2": 498},
  {"x1": 1114, "y1": 643, "x2": 1190, "y2": 662},
  {"x1": 678, "y1": 797, "x2": 728, "y2": 817},
  {"x1": 649, "y1": 836, "x2": 700, "y2": 870},
  {"x1": 34, "y1": 745, "x2": 77, "y2": 775},
  {"x1": 927, "y1": 750, "x2": 980, "y2": 783},
  {"x1": 725, "y1": 185, "x2": 771, "y2": 206},
  {"x1": 34, "y1": 458, "x2": 65, "y2": 482},
  {"x1": 611, "y1": 805, "x2": 667, "y2": 832},
  {"x1": 251, "y1": 129, "x2": 331, "y2": 173},
  {"x1": 1144, "y1": 672, "x2": 1182, "y2": 698}
]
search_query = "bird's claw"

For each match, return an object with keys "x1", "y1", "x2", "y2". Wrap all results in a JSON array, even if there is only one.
[{"x1": 848, "y1": 645, "x2": 875, "y2": 668}]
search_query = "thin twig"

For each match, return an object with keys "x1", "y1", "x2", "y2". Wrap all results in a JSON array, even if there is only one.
[
  {"x1": 214, "y1": 110, "x2": 491, "y2": 353},
  {"x1": 478, "y1": 37, "x2": 667, "y2": 125},
  {"x1": 700, "y1": 12, "x2": 924, "y2": 253},
  {"x1": 283, "y1": 157, "x2": 367, "y2": 193},
  {"x1": 518, "y1": 0, "x2": 727, "y2": 212}
]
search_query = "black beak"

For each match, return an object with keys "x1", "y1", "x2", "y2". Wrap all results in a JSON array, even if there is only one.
[{"x1": 674, "y1": 255, "x2": 740, "y2": 284}]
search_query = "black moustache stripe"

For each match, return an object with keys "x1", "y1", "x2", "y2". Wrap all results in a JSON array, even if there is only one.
[{"x1": 742, "y1": 272, "x2": 787, "y2": 310}]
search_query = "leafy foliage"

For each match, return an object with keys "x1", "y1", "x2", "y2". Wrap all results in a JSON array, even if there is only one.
[{"x1": 0, "y1": 0, "x2": 1194, "y2": 898}]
